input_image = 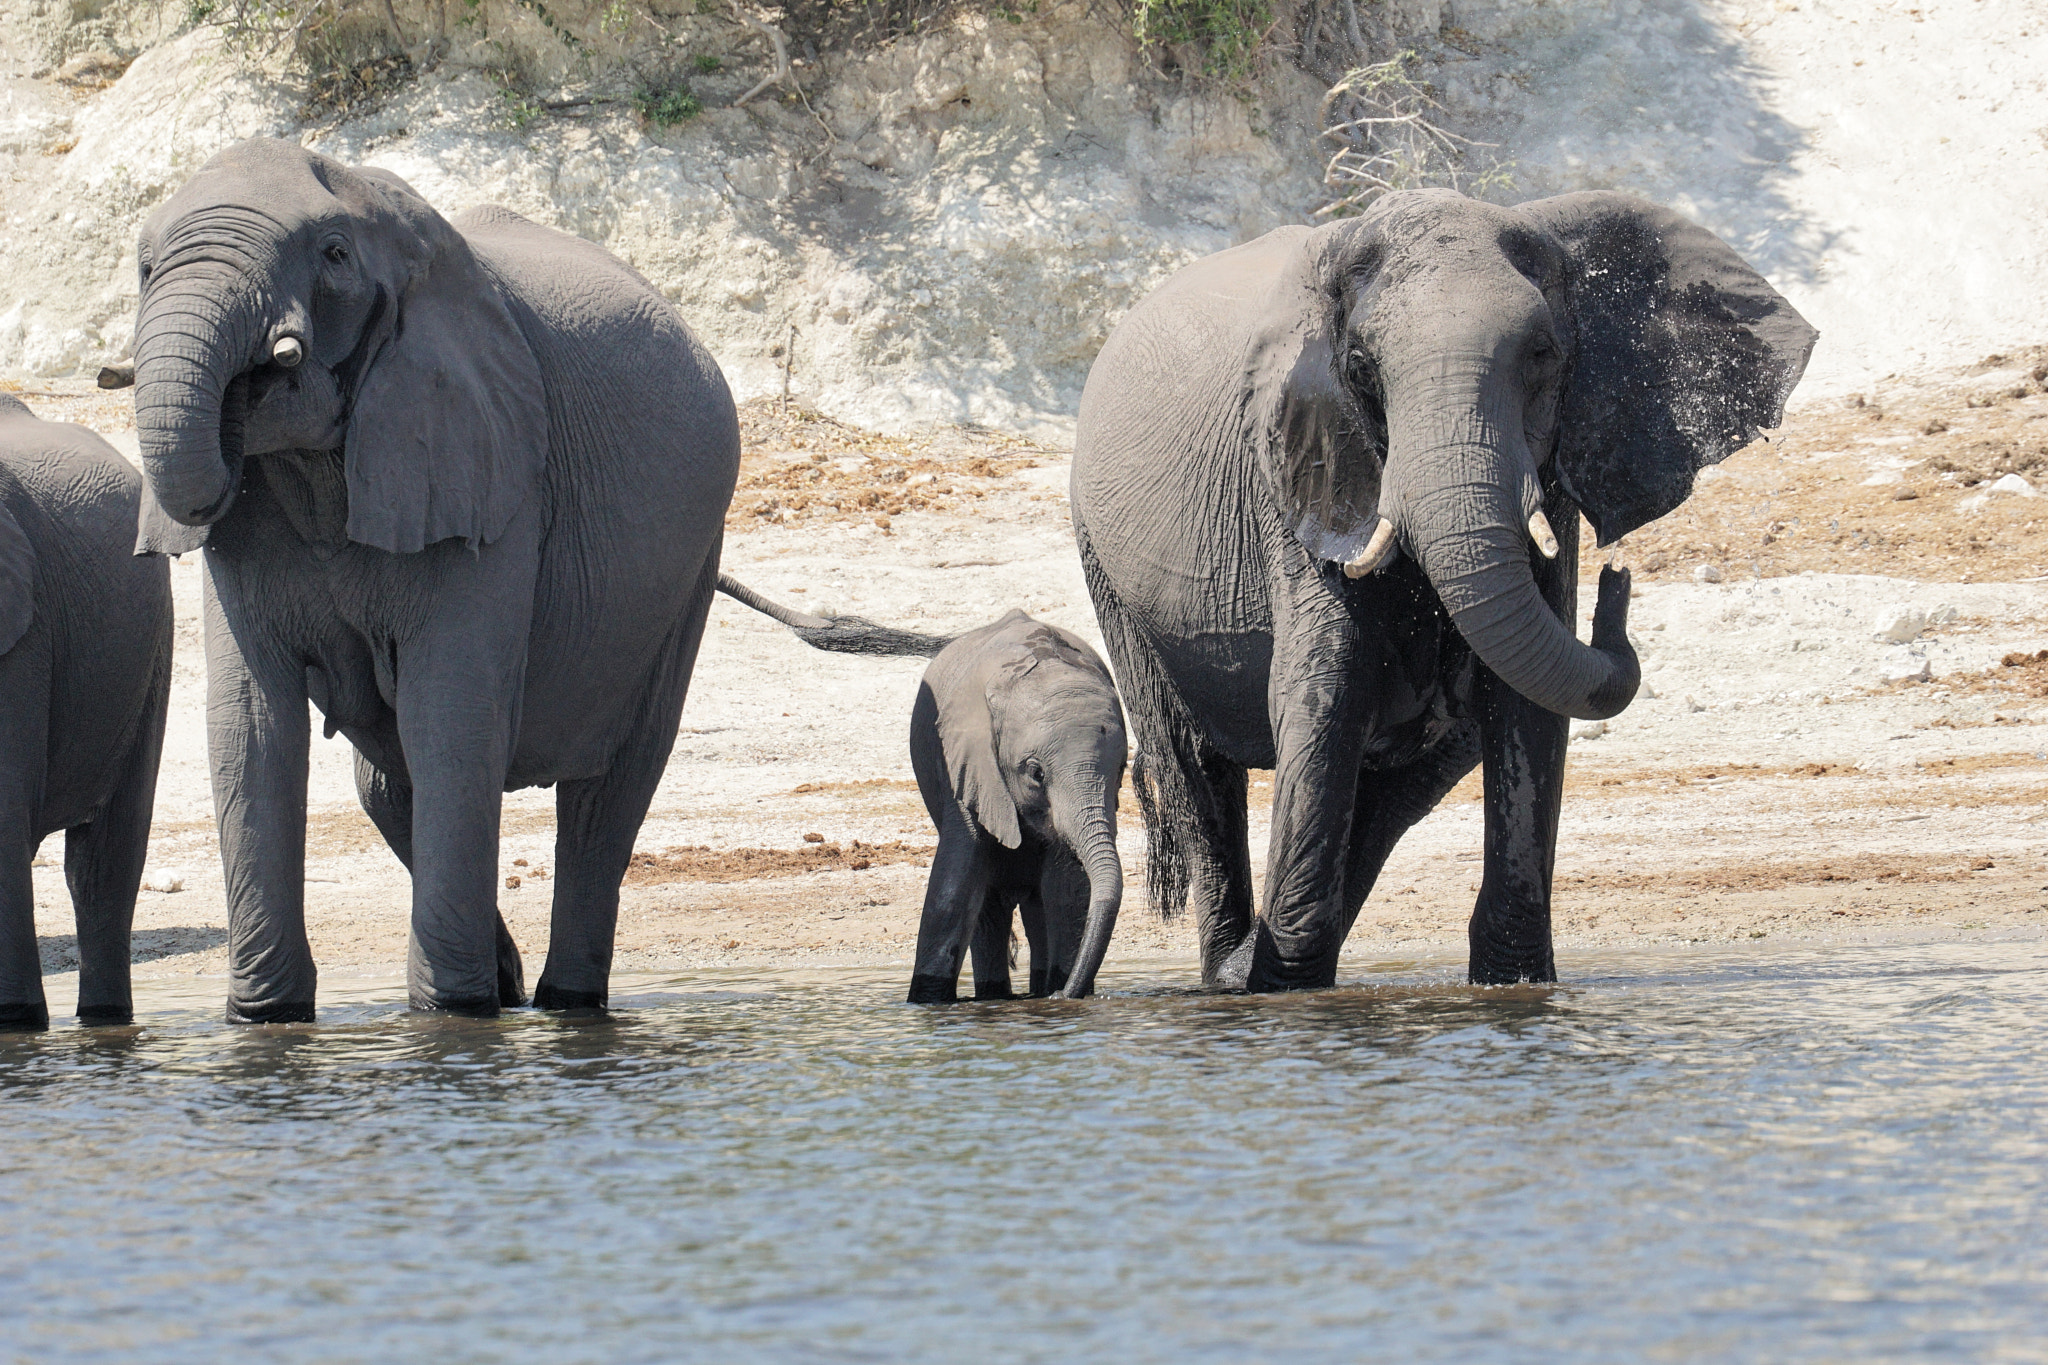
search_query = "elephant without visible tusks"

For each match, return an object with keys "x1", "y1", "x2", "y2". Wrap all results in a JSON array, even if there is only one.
[
  {"x1": 906, "y1": 611, "x2": 1127, "y2": 1003},
  {"x1": 0, "y1": 395, "x2": 172, "y2": 1030},
  {"x1": 1072, "y1": 188, "x2": 1816, "y2": 991},
  {"x1": 122, "y1": 138, "x2": 740, "y2": 1021},
  {"x1": 714, "y1": 584, "x2": 1127, "y2": 1001}
]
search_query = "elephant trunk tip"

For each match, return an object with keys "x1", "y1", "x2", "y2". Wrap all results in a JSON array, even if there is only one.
[{"x1": 1579, "y1": 564, "x2": 1640, "y2": 720}]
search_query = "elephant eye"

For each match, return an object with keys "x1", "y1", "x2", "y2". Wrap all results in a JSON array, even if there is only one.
[
  {"x1": 323, "y1": 241, "x2": 351, "y2": 264},
  {"x1": 1022, "y1": 759, "x2": 1045, "y2": 784}
]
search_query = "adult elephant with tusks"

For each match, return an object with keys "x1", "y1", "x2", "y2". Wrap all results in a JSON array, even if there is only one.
[
  {"x1": 120, "y1": 137, "x2": 740, "y2": 1021},
  {"x1": 1073, "y1": 189, "x2": 1815, "y2": 991}
]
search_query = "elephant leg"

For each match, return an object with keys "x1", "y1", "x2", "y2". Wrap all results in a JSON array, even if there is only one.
[
  {"x1": 1244, "y1": 595, "x2": 1374, "y2": 994},
  {"x1": 534, "y1": 552, "x2": 716, "y2": 1012},
  {"x1": 1333, "y1": 723, "x2": 1483, "y2": 940},
  {"x1": 353, "y1": 752, "x2": 525, "y2": 1008},
  {"x1": 1080, "y1": 542, "x2": 1253, "y2": 983},
  {"x1": 969, "y1": 890, "x2": 1017, "y2": 1000},
  {"x1": 203, "y1": 568, "x2": 317, "y2": 1024},
  {"x1": 908, "y1": 815, "x2": 994, "y2": 1003},
  {"x1": 1468, "y1": 670, "x2": 1568, "y2": 984},
  {"x1": 65, "y1": 654, "x2": 170, "y2": 1025},
  {"x1": 0, "y1": 809, "x2": 44, "y2": 1032},
  {"x1": 0, "y1": 642, "x2": 49, "y2": 1030}
]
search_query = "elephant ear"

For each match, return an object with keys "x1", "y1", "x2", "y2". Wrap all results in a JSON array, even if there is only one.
[
  {"x1": 1519, "y1": 191, "x2": 1817, "y2": 546},
  {"x1": 934, "y1": 620, "x2": 1027, "y2": 850},
  {"x1": 0, "y1": 494, "x2": 34, "y2": 657},
  {"x1": 342, "y1": 172, "x2": 547, "y2": 555},
  {"x1": 1245, "y1": 224, "x2": 1388, "y2": 565}
]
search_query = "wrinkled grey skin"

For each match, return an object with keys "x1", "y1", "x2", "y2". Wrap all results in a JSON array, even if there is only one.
[
  {"x1": 905, "y1": 612, "x2": 1126, "y2": 1003},
  {"x1": 125, "y1": 139, "x2": 738, "y2": 1021},
  {"x1": 1072, "y1": 189, "x2": 1815, "y2": 991},
  {"x1": 712, "y1": 585, "x2": 1124, "y2": 1001},
  {"x1": 0, "y1": 396, "x2": 172, "y2": 1029}
]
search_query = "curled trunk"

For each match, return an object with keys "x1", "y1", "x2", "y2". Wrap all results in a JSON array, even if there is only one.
[
  {"x1": 132, "y1": 268, "x2": 263, "y2": 526},
  {"x1": 1054, "y1": 806, "x2": 1123, "y2": 1000},
  {"x1": 1386, "y1": 381, "x2": 1638, "y2": 721}
]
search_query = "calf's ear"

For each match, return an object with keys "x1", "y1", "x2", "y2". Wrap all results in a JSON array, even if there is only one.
[{"x1": 1519, "y1": 191, "x2": 1818, "y2": 545}]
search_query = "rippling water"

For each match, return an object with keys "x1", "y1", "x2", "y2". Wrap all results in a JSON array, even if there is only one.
[{"x1": 3, "y1": 942, "x2": 2044, "y2": 1362}]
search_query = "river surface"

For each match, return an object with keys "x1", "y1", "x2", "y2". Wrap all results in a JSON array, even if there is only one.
[{"x1": 3, "y1": 941, "x2": 2044, "y2": 1363}]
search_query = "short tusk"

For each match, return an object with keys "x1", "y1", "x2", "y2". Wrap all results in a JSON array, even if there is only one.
[
  {"x1": 1528, "y1": 509, "x2": 1559, "y2": 559},
  {"x1": 271, "y1": 335, "x2": 304, "y2": 368},
  {"x1": 1342, "y1": 518, "x2": 1397, "y2": 579}
]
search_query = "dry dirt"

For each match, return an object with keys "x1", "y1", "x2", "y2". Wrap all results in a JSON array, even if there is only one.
[{"x1": 10, "y1": 372, "x2": 2047, "y2": 1011}]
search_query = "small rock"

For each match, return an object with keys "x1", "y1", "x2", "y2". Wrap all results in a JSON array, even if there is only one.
[
  {"x1": 803, "y1": 831, "x2": 825, "y2": 843},
  {"x1": 1639, "y1": 679, "x2": 1658, "y2": 700},
  {"x1": 1988, "y1": 472, "x2": 2036, "y2": 497},
  {"x1": 1685, "y1": 695, "x2": 1706, "y2": 713},
  {"x1": 142, "y1": 869, "x2": 185, "y2": 894},
  {"x1": 505, "y1": 874, "x2": 522, "y2": 889},
  {"x1": 1569, "y1": 719, "x2": 1607, "y2": 742},
  {"x1": 1891, "y1": 486, "x2": 1919, "y2": 501},
  {"x1": 1882, "y1": 657, "x2": 1932, "y2": 684},
  {"x1": 1692, "y1": 564, "x2": 1724, "y2": 584},
  {"x1": 1874, "y1": 607, "x2": 1928, "y2": 644}
]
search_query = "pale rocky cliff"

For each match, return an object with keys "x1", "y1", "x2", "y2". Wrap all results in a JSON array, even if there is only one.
[{"x1": 4, "y1": 0, "x2": 2045, "y2": 434}]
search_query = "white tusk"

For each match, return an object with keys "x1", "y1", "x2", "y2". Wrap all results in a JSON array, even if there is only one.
[
  {"x1": 1342, "y1": 518, "x2": 1398, "y2": 579},
  {"x1": 1528, "y1": 509, "x2": 1559, "y2": 559},
  {"x1": 271, "y1": 335, "x2": 304, "y2": 368}
]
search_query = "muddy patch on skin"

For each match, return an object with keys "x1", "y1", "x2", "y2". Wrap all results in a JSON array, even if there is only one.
[{"x1": 624, "y1": 839, "x2": 933, "y2": 884}]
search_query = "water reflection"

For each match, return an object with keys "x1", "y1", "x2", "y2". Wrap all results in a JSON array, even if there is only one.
[{"x1": 2, "y1": 943, "x2": 2043, "y2": 1363}]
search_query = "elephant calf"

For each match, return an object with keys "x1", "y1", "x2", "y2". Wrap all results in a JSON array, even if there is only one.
[
  {"x1": 0, "y1": 396, "x2": 172, "y2": 1029},
  {"x1": 904, "y1": 612, "x2": 1127, "y2": 1003},
  {"x1": 717, "y1": 584, "x2": 1128, "y2": 1001}
]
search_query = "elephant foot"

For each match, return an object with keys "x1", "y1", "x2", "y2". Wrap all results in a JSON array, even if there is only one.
[
  {"x1": 0, "y1": 1001, "x2": 51, "y2": 1032},
  {"x1": 408, "y1": 991, "x2": 501, "y2": 1017},
  {"x1": 1033, "y1": 966, "x2": 1069, "y2": 998},
  {"x1": 494, "y1": 916, "x2": 527, "y2": 1009},
  {"x1": 76, "y1": 1004, "x2": 135, "y2": 1027},
  {"x1": 971, "y1": 981, "x2": 1016, "y2": 1001},
  {"x1": 906, "y1": 973, "x2": 959, "y2": 1004},
  {"x1": 531, "y1": 980, "x2": 606, "y2": 1014},
  {"x1": 1240, "y1": 923, "x2": 1339, "y2": 994},
  {"x1": 1207, "y1": 930, "x2": 1258, "y2": 992},
  {"x1": 1467, "y1": 954, "x2": 1558, "y2": 986},
  {"x1": 225, "y1": 998, "x2": 317, "y2": 1024}
]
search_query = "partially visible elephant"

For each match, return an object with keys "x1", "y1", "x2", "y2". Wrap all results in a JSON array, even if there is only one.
[
  {"x1": 1072, "y1": 189, "x2": 1815, "y2": 991},
  {"x1": 122, "y1": 138, "x2": 739, "y2": 1021},
  {"x1": 0, "y1": 395, "x2": 172, "y2": 1029},
  {"x1": 713, "y1": 583, "x2": 1127, "y2": 1001}
]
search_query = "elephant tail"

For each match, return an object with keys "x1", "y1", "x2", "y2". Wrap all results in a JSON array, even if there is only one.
[{"x1": 716, "y1": 574, "x2": 953, "y2": 658}]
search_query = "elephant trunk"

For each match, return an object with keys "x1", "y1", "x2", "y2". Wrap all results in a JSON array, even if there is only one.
[
  {"x1": 1053, "y1": 798, "x2": 1123, "y2": 1001},
  {"x1": 132, "y1": 263, "x2": 266, "y2": 525},
  {"x1": 1384, "y1": 363, "x2": 1638, "y2": 721}
]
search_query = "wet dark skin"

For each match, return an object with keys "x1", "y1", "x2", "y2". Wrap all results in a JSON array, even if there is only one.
[{"x1": 1073, "y1": 188, "x2": 1815, "y2": 990}]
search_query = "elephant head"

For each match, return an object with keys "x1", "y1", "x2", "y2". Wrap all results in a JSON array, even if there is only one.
[
  {"x1": 127, "y1": 137, "x2": 545, "y2": 555},
  {"x1": 1248, "y1": 189, "x2": 1816, "y2": 720},
  {"x1": 939, "y1": 622, "x2": 1128, "y2": 999}
]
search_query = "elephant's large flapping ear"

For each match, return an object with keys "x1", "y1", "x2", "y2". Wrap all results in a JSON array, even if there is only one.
[
  {"x1": 934, "y1": 651, "x2": 1024, "y2": 851},
  {"x1": 341, "y1": 171, "x2": 547, "y2": 555},
  {"x1": 1244, "y1": 222, "x2": 1388, "y2": 566},
  {"x1": 0, "y1": 495, "x2": 34, "y2": 657},
  {"x1": 1518, "y1": 191, "x2": 1817, "y2": 546}
]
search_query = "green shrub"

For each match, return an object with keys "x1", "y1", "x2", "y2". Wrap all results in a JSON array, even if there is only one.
[
  {"x1": 1129, "y1": 0, "x2": 1273, "y2": 83},
  {"x1": 633, "y1": 83, "x2": 703, "y2": 125}
]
